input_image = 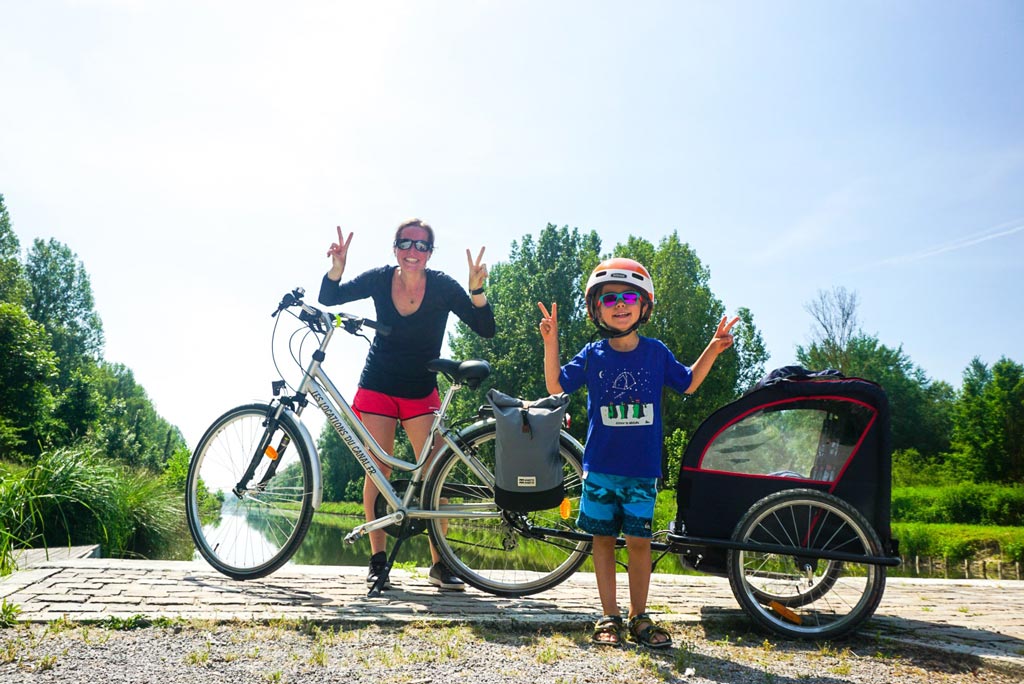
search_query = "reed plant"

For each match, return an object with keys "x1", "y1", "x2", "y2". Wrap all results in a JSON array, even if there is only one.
[{"x1": 0, "y1": 446, "x2": 187, "y2": 575}]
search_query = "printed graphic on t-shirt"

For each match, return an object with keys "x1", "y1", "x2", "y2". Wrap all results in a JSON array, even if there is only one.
[{"x1": 598, "y1": 369, "x2": 655, "y2": 427}]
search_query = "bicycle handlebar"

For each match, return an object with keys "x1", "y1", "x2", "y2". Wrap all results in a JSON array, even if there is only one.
[{"x1": 272, "y1": 286, "x2": 390, "y2": 336}]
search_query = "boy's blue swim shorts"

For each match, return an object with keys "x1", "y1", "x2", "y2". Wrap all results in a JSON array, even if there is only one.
[{"x1": 576, "y1": 471, "x2": 658, "y2": 539}]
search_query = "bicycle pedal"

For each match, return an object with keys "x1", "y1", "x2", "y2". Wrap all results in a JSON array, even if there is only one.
[{"x1": 343, "y1": 530, "x2": 364, "y2": 544}]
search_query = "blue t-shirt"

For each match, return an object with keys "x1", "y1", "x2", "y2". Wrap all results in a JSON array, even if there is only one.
[{"x1": 559, "y1": 337, "x2": 693, "y2": 478}]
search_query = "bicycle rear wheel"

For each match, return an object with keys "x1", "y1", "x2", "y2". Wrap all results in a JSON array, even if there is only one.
[
  {"x1": 186, "y1": 403, "x2": 315, "y2": 580},
  {"x1": 727, "y1": 489, "x2": 886, "y2": 639},
  {"x1": 424, "y1": 421, "x2": 589, "y2": 597}
]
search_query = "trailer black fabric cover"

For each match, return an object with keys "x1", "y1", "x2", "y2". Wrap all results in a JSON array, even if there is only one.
[{"x1": 674, "y1": 372, "x2": 892, "y2": 551}]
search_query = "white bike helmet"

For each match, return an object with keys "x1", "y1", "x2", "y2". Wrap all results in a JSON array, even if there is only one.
[{"x1": 585, "y1": 257, "x2": 654, "y2": 337}]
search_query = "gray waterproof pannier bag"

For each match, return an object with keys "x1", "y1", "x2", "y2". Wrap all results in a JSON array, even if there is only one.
[{"x1": 487, "y1": 388, "x2": 570, "y2": 512}]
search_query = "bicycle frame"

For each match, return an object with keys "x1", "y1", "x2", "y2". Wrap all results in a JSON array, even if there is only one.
[{"x1": 279, "y1": 305, "x2": 502, "y2": 543}]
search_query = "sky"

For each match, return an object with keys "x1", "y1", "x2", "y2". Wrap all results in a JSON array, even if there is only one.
[{"x1": 2, "y1": 1, "x2": 1022, "y2": 450}]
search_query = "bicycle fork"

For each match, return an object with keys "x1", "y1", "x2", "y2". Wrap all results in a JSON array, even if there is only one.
[{"x1": 233, "y1": 404, "x2": 291, "y2": 498}]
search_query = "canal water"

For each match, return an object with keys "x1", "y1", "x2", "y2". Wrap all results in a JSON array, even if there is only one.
[{"x1": 184, "y1": 511, "x2": 1020, "y2": 581}]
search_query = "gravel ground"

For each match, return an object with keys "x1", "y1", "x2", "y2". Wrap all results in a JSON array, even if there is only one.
[{"x1": 0, "y1": 619, "x2": 1019, "y2": 684}]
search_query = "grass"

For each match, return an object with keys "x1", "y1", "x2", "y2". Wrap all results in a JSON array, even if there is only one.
[
  {"x1": 891, "y1": 521, "x2": 1024, "y2": 564},
  {"x1": 0, "y1": 448, "x2": 188, "y2": 576},
  {"x1": 0, "y1": 599, "x2": 21, "y2": 628}
]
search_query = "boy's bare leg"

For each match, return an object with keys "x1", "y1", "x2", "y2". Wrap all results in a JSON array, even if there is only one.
[
  {"x1": 593, "y1": 535, "x2": 620, "y2": 617},
  {"x1": 625, "y1": 535, "x2": 652, "y2": 618},
  {"x1": 626, "y1": 535, "x2": 669, "y2": 645}
]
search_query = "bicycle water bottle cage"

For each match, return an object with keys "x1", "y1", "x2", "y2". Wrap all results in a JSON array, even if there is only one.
[{"x1": 426, "y1": 359, "x2": 492, "y2": 389}]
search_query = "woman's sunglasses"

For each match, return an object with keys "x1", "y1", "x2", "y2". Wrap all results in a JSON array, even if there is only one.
[
  {"x1": 599, "y1": 291, "x2": 643, "y2": 307},
  {"x1": 394, "y1": 238, "x2": 433, "y2": 253}
]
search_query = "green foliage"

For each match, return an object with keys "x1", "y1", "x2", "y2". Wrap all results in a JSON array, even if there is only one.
[
  {"x1": 0, "y1": 598, "x2": 20, "y2": 628},
  {"x1": 891, "y1": 522, "x2": 931, "y2": 557},
  {"x1": 891, "y1": 448, "x2": 963, "y2": 487},
  {"x1": 0, "y1": 448, "x2": 187, "y2": 573},
  {"x1": 796, "y1": 286, "x2": 955, "y2": 459},
  {"x1": 621, "y1": 232, "x2": 767, "y2": 439},
  {"x1": 0, "y1": 204, "x2": 184, "y2": 469},
  {"x1": 317, "y1": 424, "x2": 364, "y2": 502},
  {"x1": 315, "y1": 420, "x2": 413, "y2": 503},
  {"x1": 891, "y1": 483, "x2": 1024, "y2": 526},
  {"x1": 949, "y1": 357, "x2": 1024, "y2": 483},
  {"x1": 0, "y1": 302, "x2": 59, "y2": 456},
  {"x1": 448, "y1": 224, "x2": 601, "y2": 438},
  {"x1": 0, "y1": 195, "x2": 28, "y2": 305},
  {"x1": 663, "y1": 428, "x2": 689, "y2": 490},
  {"x1": 24, "y1": 238, "x2": 104, "y2": 381},
  {"x1": 447, "y1": 226, "x2": 767, "y2": 452},
  {"x1": 92, "y1": 362, "x2": 186, "y2": 470},
  {"x1": 799, "y1": 334, "x2": 947, "y2": 455},
  {"x1": 890, "y1": 521, "x2": 1024, "y2": 563},
  {"x1": 1003, "y1": 541, "x2": 1024, "y2": 565}
]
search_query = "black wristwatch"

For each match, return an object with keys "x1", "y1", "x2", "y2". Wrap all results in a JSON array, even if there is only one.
[{"x1": 470, "y1": 286, "x2": 486, "y2": 295}]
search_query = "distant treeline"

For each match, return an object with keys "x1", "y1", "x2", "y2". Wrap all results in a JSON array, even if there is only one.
[{"x1": 1, "y1": 194, "x2": 187, "y2": 469}]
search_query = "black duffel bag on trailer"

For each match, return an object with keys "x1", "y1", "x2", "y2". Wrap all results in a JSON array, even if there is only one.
[{"x1": 487, "y1": 388, "x2": 570, "y2": 512}]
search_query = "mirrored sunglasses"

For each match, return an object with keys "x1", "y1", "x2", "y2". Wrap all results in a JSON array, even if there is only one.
[
  {"x1": 394, "y1": 238, "x2": 433, "y2": 253},
  {"x1": 600, "y1": 291, "x2": 642, "y2": 307}
]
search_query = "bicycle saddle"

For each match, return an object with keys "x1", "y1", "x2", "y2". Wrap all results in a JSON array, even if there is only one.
[{"x1": 427, "y1": 359, "x2": 492, "y2": 389}]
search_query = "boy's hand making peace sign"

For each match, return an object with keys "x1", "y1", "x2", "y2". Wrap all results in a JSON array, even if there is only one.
[
  {"x1": 708, "y1": 315, "x2": 740, "y2": 354},
  {"x1": 537, "y1": 301, "x2": 559, "y2": 344}
]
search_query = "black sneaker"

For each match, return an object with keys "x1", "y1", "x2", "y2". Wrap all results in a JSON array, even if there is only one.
[
  {"x1": 366, "y1": 551, "x2": 391, "y2": 590},
  {"x1": 428, "y1": 561, "x2": 466, "y2": 591}
]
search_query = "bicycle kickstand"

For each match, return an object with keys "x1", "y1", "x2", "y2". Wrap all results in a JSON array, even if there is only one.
[{"x1": 367, "y1": 518, "x2": 412, "y2": 598}]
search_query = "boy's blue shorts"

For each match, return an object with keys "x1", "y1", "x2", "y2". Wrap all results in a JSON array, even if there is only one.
[{"x1": 576, "y1": 471, "x2": 658, "y2": 539}]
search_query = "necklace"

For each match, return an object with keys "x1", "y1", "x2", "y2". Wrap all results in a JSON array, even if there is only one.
[{"x1": 395, "y1": 271, "x2": 424, "y2": 307}]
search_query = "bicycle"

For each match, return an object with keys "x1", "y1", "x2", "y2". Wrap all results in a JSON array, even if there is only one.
[{"x1": 185, "y1": 287, "x2": 590, "y2": 596}]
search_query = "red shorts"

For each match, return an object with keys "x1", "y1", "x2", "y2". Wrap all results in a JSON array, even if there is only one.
[{"x1": 352, "y1": 387, "x2": 440, "y2": 421}]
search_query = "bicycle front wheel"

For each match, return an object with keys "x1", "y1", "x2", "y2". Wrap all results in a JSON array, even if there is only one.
[
  {"x1": 185, "y1": 403, "x2": 315, "y2": 580},
  {"x1": 424, "y1": 421, "x2": 589, "y2": 597},
  {"x1": 727, "y1": 489, "x2": 886, "y2": 639}
]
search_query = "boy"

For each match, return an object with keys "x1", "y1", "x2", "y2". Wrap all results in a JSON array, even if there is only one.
[{"x1": 538, "y1": 257, "x2": 737, "y2": 648}]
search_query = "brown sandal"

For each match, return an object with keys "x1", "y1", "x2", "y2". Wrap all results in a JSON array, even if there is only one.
[
  {"x1": 591, "y1": 615, "x2": 623, "y2": 647},
  {"x1": 627, "y1": 613, "x2": 672, "y2": 649}
]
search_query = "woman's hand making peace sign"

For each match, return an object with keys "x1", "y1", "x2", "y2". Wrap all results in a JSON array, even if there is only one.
[
  {"x1": 466, "y1": 246, "x2": 488, "y2": 293},
  {"x1": 326, "y1": 226, "x2": 353, "y2": 281}
]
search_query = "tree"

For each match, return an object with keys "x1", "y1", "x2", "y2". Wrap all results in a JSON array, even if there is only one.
[
  {"x1": 0, "y1": 195, "x2": 28, "y2": 304},
  {"x1": 0, "y1": 198, "x2": 187, "y2": 469},
  {"x1": 798, "y1": 333, "x2": 951, "y2": 455},
  {"x1": 447, "y1": 226, "x2": 768, "y2": 462},
  {"x1": 949, "y1": 357, "x2": 1024, "y2": 483},
  {"x1": 0, "y1": 302, "x2": 58, "y2": 456},
  {"x1": 22, "y1": 238, "x2": 108, "y2": 449},
  {"x1": 93, "y1": 362, "x2": 187, "y2": 470},
  {"x1": 317, "y1": 423, "x2": 374, "y2": 502},
  {"x1": 447, "y1": 224, "x2": 602, "y2": 441},
  {"x1": 803, "y1": 286, "x2": 859, "y2": 371},
  {"x1": 24, "y1": 238, "x2": 104, "y2": 383},
  {"x1": 626, "y1": 232, "x2": 767, "y2": 438},
  {"x1": 796, "y1": 288, "x2": 954, "y2": 458}
]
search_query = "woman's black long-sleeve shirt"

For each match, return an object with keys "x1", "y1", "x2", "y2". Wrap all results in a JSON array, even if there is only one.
[{"x1": 318, "y1": 266, "x2": 495, "y2": 398}]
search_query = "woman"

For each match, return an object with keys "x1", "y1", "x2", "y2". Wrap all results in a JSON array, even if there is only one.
[{"x1": 318, "y1": 218, "x2": 495, "y2": 591}]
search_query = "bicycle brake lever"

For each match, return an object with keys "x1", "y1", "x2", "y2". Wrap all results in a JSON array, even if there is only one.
[{"x1": 271, "y1": 287, "x2": 306, "y2": 317}]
